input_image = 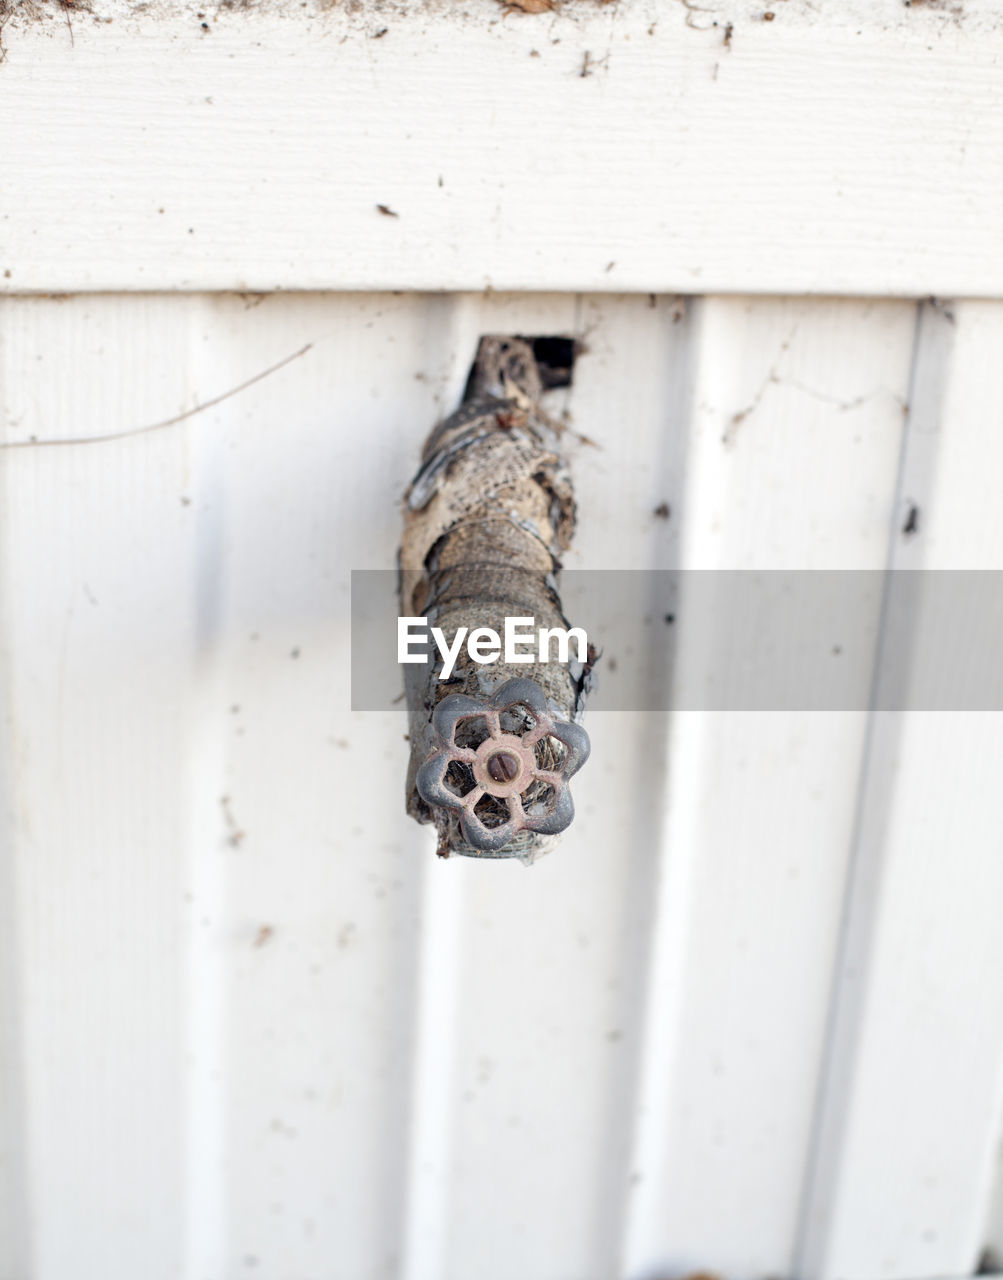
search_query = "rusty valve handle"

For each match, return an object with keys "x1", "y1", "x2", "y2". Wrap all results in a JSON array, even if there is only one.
[{"x1": 416, "y1": 679, "x2": 590, "y2": 855}]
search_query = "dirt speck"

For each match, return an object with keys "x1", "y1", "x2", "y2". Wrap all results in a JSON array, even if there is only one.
[
  {"x1": 578, "y1": 48, "x2": 608, "y2": 76},
  {"x1": 253, "y1": 924, "x2": 274, "y2": 948},
  {"x1": 653, "y1": 501, "x2": 671, "y2": 521},
  {"x1": 902, "y1": 503, "x2": 920, "y2": 537},
  {"x1": 220, "y1": 795, "x2": 245, "y2": 848},
  {"x1": 498, "y1": 0, "x2": 555, "y2": 11},
  {"x1": 376, "y1": 203, "x2": 399, "y2": 218}
]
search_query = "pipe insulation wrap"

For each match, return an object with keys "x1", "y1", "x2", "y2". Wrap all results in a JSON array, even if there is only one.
[{"x1": 400, "y1": 336, "x2": 595, "y2": 863}]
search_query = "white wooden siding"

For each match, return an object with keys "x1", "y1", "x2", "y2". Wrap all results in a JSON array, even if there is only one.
[
  {"x1": 2, "y1": 291, "x2": 1002, "y2": 1280},
  {"x1": 4, "y1": 0, "x2": 1003, "y2": 1274},
  {"x1": 2, "y1": 0, "x2": 1003, "y2": 298},
  {"x1": 621, "y1": 297, "x2": 917, "y2": 1280},
  {"x1": 797, "y1": 301, "x2": 1003, "y2": 1280}
]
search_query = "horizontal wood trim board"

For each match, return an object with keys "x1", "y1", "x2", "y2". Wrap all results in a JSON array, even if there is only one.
[{"x1": 2, "y1": 0, "x2": 1002, "y2": 297}]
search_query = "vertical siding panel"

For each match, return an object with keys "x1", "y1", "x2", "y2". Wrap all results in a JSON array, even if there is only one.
[
  {"x1": 184, "y1": 293, "x2": 434, "y2": 1279},
  {"x1": 0, "y1": 296, "x2": 196, "y2": 1280},
  {"x1": 797, "y1": 300, "x2": 1003, "y2": 1280},
  {"x1": 399, "y1": 292, "x2": 592, "y2": 1280},
  {"x1": 401, "y1": 292, "x2": 591, "y2": 1280},
  {"x1": 0, "y1": 427, "x2": 33, "y2": 1280},
  {"x1": 621, "y1": 297, "x2": 917, "y2": 1279},
  {"x1": 403, "y1": 294, "x2": 693, "y2": 1280}
]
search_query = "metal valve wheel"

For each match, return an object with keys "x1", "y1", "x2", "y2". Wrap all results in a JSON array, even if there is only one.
[{"x1": 415, "y1": 678, "x2": 591, "y2": 854}]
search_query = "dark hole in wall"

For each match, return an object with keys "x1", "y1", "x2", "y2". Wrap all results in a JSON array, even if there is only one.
[
  {"x1": 523, "y1": 335, "x2": 578, "y2": 389},
  {"x1": 461, "y1": 334, "x2": 579, "y2": 402}
]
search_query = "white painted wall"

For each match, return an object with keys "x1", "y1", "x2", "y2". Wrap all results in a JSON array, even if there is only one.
[
  {"x1": 2, "y1": 2, "x2": 1003, "y2": 1278},
  {"x1": 2, "y1": 292, "x2": 1002, "y2": 1280},
  {"x1": 2, "y1": 0, "x2": 1003, "y2": 297}
]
